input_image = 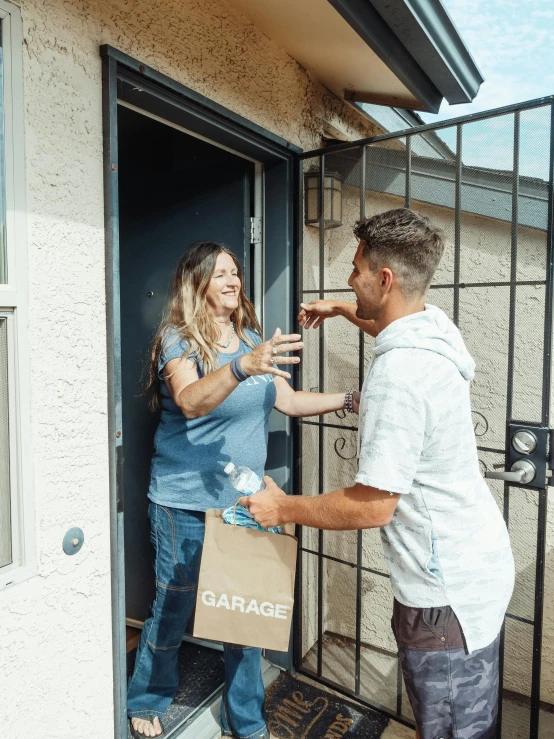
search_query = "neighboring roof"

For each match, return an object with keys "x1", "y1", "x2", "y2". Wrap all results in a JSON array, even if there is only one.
[
  {"x1": 324, "y1": 145, "x2": 549, "y2": 231},
  {"x1": 225, "y1": 0, "x2": 483, "y2": 114},
  {"x1": 355, "y1": 103, "x2": 456, "y2": 159}
]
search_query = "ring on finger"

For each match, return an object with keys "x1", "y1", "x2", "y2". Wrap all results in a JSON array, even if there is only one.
[
  {"x1": 272, "y1": 346, "x2": 279, "y2": 356},
  {"x1": 270, "y1": 337, "x2": 277, "y2": 347},
  {"x1": 270, "y1": 357, "x2": 276, "y2": 366}
]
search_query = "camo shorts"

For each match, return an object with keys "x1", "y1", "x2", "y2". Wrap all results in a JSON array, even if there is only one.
[{"x1": 392, "y1": 600, "x2": 500, "y2": 739}]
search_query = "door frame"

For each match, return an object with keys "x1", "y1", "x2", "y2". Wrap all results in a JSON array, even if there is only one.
[{"x1": 101, "y1": 44, "x2": 302, "y2": 739}]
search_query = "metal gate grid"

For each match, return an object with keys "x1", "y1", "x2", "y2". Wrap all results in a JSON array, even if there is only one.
[{"x1": 293, "y1": 96, "x2": 554, "y2": 739}]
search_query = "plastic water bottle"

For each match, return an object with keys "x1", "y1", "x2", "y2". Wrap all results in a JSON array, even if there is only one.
[
  {"x1": 223, "y1": 462, "x2": 281, "y2": 533},
  {"x1": 224, "y1": 462, "x2": 265, "y2": 495}
]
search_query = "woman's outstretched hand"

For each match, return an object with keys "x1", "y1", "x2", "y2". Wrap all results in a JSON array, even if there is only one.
[
  {"x1": 240, "y1": 328, "x2": 303, "y2": 380},
  {"x1": 298, "y1": 300, "x2": 339, "y2": 329},
  {"x1": 298, "y1": 299, "x2": 378, "y2": 338}
]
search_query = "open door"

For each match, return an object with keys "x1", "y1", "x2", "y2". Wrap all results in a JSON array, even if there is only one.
[{"x1": 293, "y1": 97, "x2": 554, "y2": 739}]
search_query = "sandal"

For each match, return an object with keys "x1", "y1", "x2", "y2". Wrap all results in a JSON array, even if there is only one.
[{"x1": 129, "y1": 716, "x2": 165, "y2": 738}]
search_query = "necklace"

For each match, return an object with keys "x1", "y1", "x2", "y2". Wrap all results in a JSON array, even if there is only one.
[{"x1": 215, "y1": 322, "x2": 235, "y2": 349}]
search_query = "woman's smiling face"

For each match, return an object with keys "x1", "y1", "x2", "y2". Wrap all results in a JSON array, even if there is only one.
[{"x1": 205, "y1": 251, "x2": 241, "y2": 317}]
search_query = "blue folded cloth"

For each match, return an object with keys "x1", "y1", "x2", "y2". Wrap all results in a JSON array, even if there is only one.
[{"x1": 222, "y1": 499, "x2": 281, "y2": 534}]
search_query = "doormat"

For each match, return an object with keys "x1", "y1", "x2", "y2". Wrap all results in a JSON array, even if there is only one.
[
  {"x1": 265, "y1": 673, "x2": 390, "y2": 739},
  {"x1": 127, "y1": 640, "x2": 225, "y2": 738}
]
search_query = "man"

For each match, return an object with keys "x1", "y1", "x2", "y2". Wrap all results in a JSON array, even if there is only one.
[{"x1": 241, "y1": 209, "x2": 514, "y2": 739}]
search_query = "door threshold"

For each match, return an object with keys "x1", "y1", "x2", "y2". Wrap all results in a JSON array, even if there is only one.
[
  {"x1": 126, "y1": 617, "x2": 224, "y2": 652},
  {"x1": 167, "y1": 658, "x2": 280, "y2": 739}
]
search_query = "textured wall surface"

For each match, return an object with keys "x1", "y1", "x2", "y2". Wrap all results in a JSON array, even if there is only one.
[
  {"x1": 300, "y1": 185, "x2": 554, "y2": 705},
  {"x1": 2, "y1": 0, "x2": 378, "y2": 736}
]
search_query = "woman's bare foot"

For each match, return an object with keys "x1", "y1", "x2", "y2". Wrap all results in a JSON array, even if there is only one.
[{"x1": 131, "y1": 716, "x2": 163, "y2": 737}]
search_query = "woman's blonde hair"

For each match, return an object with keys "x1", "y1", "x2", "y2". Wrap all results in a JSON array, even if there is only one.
[{"x1": 146, "y1": 241, "x2": 261, "y2": 410}]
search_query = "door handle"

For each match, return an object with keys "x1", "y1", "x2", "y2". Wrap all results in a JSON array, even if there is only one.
[
  {"x1": 485, "y1": 459, "x2": 536, "y2": 484},
  {"x1": 486, "y1": 468, "x2": 527, "y2": 483}
]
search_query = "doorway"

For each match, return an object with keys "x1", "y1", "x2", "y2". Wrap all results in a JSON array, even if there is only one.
[
  {"x1": 117, "y1": 104, "x2": 258, "y2": 733},
  {"x1": 102, "y1": 44, "x2": 299, "y2": 739}
]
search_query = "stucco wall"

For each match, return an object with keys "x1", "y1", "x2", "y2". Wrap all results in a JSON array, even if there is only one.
[
  {"x1": 300, "y1": 182, "x2": 554, "y2": 707},
  {"x1": 2, "y1": 1, "x2": 379, "y2": 737}
]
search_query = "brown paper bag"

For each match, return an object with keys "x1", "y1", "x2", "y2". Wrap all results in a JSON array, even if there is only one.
[{"x1": 193, "y1": 509, "x2": 297, "y2": 652}]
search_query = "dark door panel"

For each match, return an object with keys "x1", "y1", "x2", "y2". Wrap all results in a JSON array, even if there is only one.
[{"x1": 118, "y1": 105, "x2": 254, "y2": 623}]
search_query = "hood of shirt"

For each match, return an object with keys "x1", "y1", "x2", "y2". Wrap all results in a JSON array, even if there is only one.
[{"x1": 373, "y1": 304, "x2": 475, "y2": 382}]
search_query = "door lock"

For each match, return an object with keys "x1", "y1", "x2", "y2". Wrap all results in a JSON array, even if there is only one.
[
  {"x1": 484, "y1": 422, "x2": 551, "y2": 489},
  {"x1": 511, "y1": 430, "x2": 537, "y2": 455}
]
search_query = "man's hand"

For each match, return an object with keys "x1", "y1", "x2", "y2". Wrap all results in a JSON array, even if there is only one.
[
  {"x1": 298, "y1": 300, "x2": 339, "y2": 329},
  {"x1": 239, "y1": 476, "x2": 287, "y2": 529}
]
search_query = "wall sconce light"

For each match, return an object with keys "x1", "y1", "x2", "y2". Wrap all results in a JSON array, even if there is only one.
[{"x1": 304, "y1": 169, "x2": 343, "y2": 229}]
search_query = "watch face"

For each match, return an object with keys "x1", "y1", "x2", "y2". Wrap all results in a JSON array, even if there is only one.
[{"x1": 512, "y1": 430, "x2": 537, "y2": 455}]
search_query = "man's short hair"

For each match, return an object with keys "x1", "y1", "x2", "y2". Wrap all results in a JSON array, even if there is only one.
[{"x1": 353, "y1": 208, "x2": 445, "y2": 297}]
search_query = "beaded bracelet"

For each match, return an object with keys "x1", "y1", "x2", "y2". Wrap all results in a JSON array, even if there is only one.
[{"x1": 344, "y1": 390, "x2": 355, "y2": 413}]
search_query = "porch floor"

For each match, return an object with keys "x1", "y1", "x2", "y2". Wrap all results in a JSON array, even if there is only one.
[{"x1": 123, "y1": 630, "x2": 554, "y2": 738}]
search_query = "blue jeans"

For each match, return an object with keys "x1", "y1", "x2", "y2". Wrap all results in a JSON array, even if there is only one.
[{"x1": 127, "y1": 504, "x2": 269, "y2": 739}]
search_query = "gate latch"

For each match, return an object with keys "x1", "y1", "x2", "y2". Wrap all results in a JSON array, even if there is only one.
[{"x1": 485, "y1": 422, "x2": 552, "y2": 489}]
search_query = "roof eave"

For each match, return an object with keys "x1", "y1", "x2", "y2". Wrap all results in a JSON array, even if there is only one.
[
  {"x1": 368, "y1": 0, "x2": 484, "y2": 104},
  {"x1": 327, "y1": 0, "x2": 483, "y2": 112},
  {"x1": 328, "y1": 0, "x2": 443, "y2": 112}
]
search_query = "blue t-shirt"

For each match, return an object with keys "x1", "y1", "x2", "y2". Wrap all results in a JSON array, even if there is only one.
[{"x1": 148, "y1": 327, "x2": 277, "y2": 511}]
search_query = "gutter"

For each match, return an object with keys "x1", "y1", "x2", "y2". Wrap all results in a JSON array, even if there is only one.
[{"x1": 371, "y1": 0, "x2": 484, "y2": 104}]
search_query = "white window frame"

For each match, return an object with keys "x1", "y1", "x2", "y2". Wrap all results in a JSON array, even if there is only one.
[{"x1": 0, "y1": 0, "x2": 35, "y2": 590}]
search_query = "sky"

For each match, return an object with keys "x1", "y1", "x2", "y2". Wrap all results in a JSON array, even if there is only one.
[
  {"x1": 421, "y1": 0, "x2": 554, "y2": 122},
  {"x1": 416, "y1": 0, "x2": 554, "y2": 180}
]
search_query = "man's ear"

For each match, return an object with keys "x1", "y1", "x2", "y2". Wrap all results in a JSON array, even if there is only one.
[{"x1": 380, "y1": 267, "x2": 394, "y2": 293}]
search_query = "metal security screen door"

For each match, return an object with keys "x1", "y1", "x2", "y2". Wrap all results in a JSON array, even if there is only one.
[{"x1": 294, "y1": 97, "x2": 554, "y2": 739}]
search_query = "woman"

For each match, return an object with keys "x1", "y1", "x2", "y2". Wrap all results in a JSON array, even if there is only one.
[{"x1": 128, "y1": 241, "x2": 358, "y2": 739}]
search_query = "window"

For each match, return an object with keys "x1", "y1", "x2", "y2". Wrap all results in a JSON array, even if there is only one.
[
  {"x1": 0, "y1": 24, "x2": 6, "y2": 285},
  {"x1": 0, "y1": 316, "x2": 10, "y2": 567},
  {"x1": 0, "y1": 1, "x2": 34, "y2": 588}
]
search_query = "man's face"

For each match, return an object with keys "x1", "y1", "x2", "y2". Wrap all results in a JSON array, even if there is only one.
[{"x1": 348, "y1": 241, "x2": 382, "y2": 320}]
